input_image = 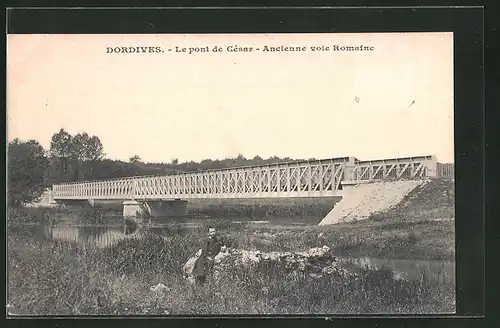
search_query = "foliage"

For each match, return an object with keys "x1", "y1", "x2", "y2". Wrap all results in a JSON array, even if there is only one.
[
  {"x1": 7, "y1": 139, "x2": 49, "y2": 207},
  {"x1": 49, "y1": 129, "x2": 104, "y2": 162},
  {"x1": 47, "y1": 129, "x2": 105, "y2": 183},
  {"x1": 7, "y1": 227, "x2": 455, "y2": 315},
  {"x1": 129, "y1": 155, "x2": 142, "y2": 164},
  {"x1": 42, "y1": 128, "x2": 300, "y2": 185},
  {"x1": 11, "y1": 127, "x2": 304, "y2": 206},
  {"x1": 72, "y1": 132, "x2": 104, "y2": 161},
  {"x1": 49, "y1": 129, "x2": 73, "y2": 159}
]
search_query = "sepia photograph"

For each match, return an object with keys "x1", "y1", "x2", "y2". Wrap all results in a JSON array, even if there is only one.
[{"x1": 7, "y1": 32, "x2": 455, "y2": 316}]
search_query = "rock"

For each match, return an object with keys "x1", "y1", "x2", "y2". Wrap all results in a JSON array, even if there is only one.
[
  {"x1": 182, "y1": 255, "x2": 199, "y2": 284},
  {"x1": 183, "y1": 245, "x2": 358, "y2": 283},
  {"x1": 149, "y1": 283, "x2": 170, "y2": 293}
]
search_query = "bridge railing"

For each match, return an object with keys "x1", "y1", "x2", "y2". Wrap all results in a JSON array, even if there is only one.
[
  {"x1": 437, "y1": 163, "x2": 454, "y2": 178},
  {"x1": 350, "y1": 155, "x2": 437, "y2": 181},
  {"x1": 52, "y1": 155, "x2": 446, "y2": 200},
  {"x1": 52, "y1": 178, "x2": 136, "y2": 200},
  {"x1": 52, "y1": 157, "x2": 352, "y2": 200},
  {"x1": 134, "y1": 157, "x2": 350, "y2": 199}
]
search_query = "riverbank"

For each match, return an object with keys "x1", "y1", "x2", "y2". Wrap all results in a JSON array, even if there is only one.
[
  {"x1": 8, "y1": 200, "x2": 337, "y2": 226},
  {"x1": 7, "y1": 207, "x2": 124, "y2": 226},
  {"x1": 7, "y1": 204, "x2": 455, "y2": 262},
  {"x1": 227, "y1": 219, "x2": 455, "y2": 261},
  {"x1": 7, "y1": 225, "x2": 455, "y2": 315},
  {"x1": 7, "y1": 177, "x2": 455, "y2": 314}
]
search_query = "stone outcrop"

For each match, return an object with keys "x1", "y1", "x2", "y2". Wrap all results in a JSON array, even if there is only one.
[{"x1": 182, "y1": 245, "x2": 357, "y2": 284}]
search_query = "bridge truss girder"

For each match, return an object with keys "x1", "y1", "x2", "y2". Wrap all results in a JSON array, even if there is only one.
[{"x1": 52, "y1": 155, "x2": 442, "y2": 201}]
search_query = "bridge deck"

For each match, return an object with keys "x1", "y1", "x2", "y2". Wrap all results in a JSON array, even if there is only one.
[{"x1": 52, "y1": 155, "x2": 451, "y2": 201}]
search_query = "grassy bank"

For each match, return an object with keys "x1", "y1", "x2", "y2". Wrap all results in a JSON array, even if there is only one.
[
  {"x1": 7, "y1": 227, "x2": 455, "y2": 316},
  {"x1": 7, "y1": 205, "x2": 455, "y2": 262},
  {"x1": 228, "y1": 219, "x2": 455, "y2": 261},
  {"x1": 369, "y1": 178, "x2": 455, "y2": 223}
]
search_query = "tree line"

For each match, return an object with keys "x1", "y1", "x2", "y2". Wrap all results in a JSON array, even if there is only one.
[{"x1": 8, "y1": 129, "x2": 309, "y2": 207}]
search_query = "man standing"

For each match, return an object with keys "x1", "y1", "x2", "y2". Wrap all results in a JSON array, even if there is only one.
[{"x1": 192, "y1": 227, "x2": 224, "y2": 285}]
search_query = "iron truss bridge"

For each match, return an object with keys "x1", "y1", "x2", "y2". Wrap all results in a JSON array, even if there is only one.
[{"x1": 52, "y1": 155, "x2": 453, "y2": 201}]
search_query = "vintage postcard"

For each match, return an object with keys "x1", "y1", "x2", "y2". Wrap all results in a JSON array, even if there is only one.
[{"x1": 7, "y1": 32, "x2": 455, "y2": 316}]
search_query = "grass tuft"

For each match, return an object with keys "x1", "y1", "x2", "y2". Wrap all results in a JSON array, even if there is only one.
[{"x1": 8, "y1": 226, "x2": 455, "y2": 315}]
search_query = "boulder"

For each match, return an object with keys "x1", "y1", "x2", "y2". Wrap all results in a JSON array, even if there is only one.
[{"x1": 182, "y1": 245, "x2": 358, "y2": 283}]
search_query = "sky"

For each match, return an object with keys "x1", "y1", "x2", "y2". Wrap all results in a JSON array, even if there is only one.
[{"x1": 7, "y1": 33, "x2": 454, "y2": 163}]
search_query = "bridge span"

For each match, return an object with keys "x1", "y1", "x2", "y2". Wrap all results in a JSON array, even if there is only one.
[{"x1": 51, "y1": 155, "x2": 451, "y2": 219}]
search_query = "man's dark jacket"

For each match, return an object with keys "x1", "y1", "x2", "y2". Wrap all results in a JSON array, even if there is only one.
[{"x1": 192, "y1": 236, "x2": 223, "y2": 277}]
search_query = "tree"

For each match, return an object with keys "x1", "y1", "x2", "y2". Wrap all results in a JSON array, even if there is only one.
[
  {"x1": 72, "y1": 133, "x2": 104, "y2": 162},
  {"x1": 71, "y1": 133, "x2": 105, "y2": 180},
  {"x1": 71, "y1": 133, "x2": 89, "y2": 180},
  {"x1": 171, "y1": 158, "x2": 179, "y2": 165},
  {"x1": 49, "y1": 129, "x2": 73, "y2": 158},
  {"x1": 85, "y1": 135, "x2": 105, "y2": 161},
  {"x1": 72, "y1": 133, "x2": 89, "y2": 161},
  {"x1": 47, "y1": 130, "x2": 105, "y2": 182},
  {"x1": 130, "y1": 155, "x2": 142, "y2": 163},
  {"x1": 49, "y1": 129, "x2": 73, "y2": 178},
  {"x1": 8, "y1": 139, "x2": 49, "y2": 207},
  {"x1": 252, "y1": 155, "x2": 264, "y2": 165}
]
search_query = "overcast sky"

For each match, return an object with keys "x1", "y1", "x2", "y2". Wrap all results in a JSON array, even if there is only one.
[{"x1": 7, "y1": 33, "x2": 454, "y2": 163}]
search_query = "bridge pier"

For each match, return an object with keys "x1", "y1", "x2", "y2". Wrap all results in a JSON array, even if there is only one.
[
  {"x1": 342, "y1": 158, "x2": 358, "y2": 183},
  {"x1": 122, "y1": 200, "x2": 188, "y2": 220},
  {"x1": 123, "y1": 200, "x2": 144, "y2": 218}
]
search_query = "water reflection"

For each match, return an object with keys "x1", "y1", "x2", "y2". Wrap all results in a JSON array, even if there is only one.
[
  {"x1": 44, "y1": 223, "x2": 144, "y2": 249},
  {"x1": 338, "y1": 257, "x2": 455, "y2": 284}
]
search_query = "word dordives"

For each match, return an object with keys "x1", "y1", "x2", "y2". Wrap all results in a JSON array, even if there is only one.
[{"x1": 106, "y1": 46, "x2": 163, "y2": 54}]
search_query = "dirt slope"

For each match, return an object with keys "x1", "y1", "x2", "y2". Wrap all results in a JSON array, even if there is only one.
[{"x1": 318, "y1": 180, "x2": 426, "y2": 226}]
